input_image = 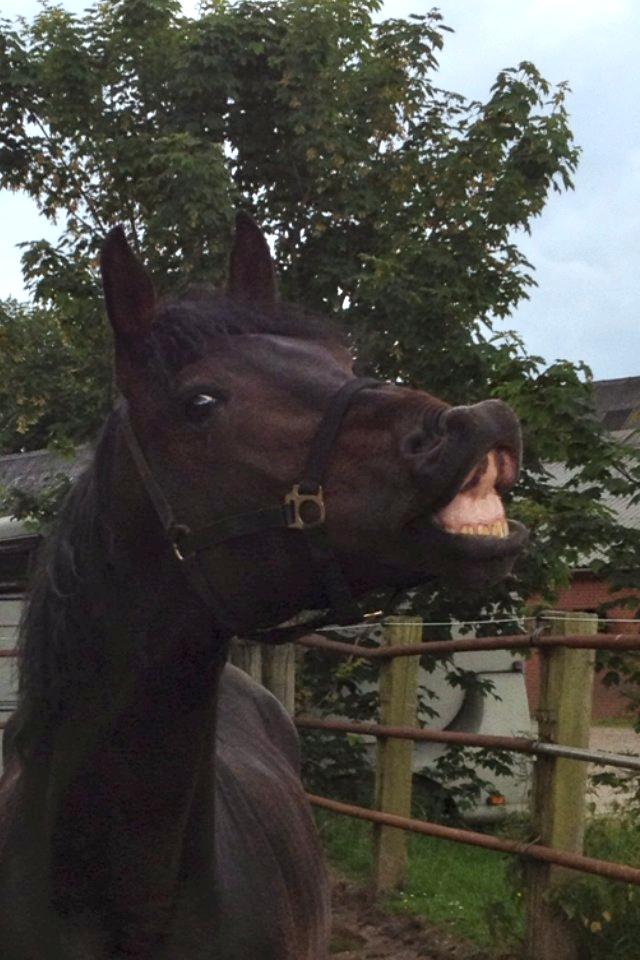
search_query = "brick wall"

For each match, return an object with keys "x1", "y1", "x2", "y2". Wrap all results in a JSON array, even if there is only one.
[{"x1": 526, "y1": 573, "x2": 640, "y2": 721}]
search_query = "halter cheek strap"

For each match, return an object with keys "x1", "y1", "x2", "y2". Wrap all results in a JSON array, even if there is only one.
[{"x1": 120, "y1": 378, "x2": 382, "y2": 639}]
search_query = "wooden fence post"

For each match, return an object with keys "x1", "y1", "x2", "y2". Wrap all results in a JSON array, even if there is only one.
[
  {"x1": 228, "y1": 637, "x2": 263, "y2": 685},
  {"x1": 228, "y1": 638, "x2": 296, "y2": 713},
  {"x1": 524, "y1": 611, "x2": 597, "y2": 960},
  {"x1": 373, "y1": 616, "x2": 421, "y2": 893},
  {"x1": 262, "y1": 643, "x2": 296, "y2": 715}
]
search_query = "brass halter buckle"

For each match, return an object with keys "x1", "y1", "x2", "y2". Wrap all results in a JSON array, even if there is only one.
[{"x1": 284, "y1": 484, "x2": 326, "y2": 530}]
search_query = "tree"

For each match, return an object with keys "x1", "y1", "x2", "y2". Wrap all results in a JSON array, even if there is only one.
[
  {"x1": 0, "y1": 294, "x2": 111, "y2": 454},
  {"x1": 1, "y1": 1, "x2": 639, "y2": 630}
]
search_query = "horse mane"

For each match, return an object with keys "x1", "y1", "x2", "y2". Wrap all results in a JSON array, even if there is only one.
[
  {"x1": 4, "y1": 292, "x2": 344, "y2": 764},
  {"x1": 6, "y1": 416, "x2": 118, "y2": 762}
]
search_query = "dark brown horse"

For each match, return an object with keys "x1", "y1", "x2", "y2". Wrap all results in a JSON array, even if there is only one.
[{"x1": 0, "y1": 214, "x2": 527, "y2": 959}]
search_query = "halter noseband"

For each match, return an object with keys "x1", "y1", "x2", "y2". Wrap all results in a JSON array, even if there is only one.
[{"x1": 120, "y1": 377, "x2": 383, "y2": 639}]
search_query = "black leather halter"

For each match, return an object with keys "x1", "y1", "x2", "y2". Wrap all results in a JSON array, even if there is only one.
[{"x1": 120, "y1": 377, "x2": 382, "y2": 639}]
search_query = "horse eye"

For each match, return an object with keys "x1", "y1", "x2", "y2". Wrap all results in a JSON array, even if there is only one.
[{"x1": 185, "y1": 393, "x2": 219, "y2": 423}]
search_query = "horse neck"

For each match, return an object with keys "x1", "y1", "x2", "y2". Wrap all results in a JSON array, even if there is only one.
[{"x1": 32, "y1": 424, "x2": 228, "y2": 946}]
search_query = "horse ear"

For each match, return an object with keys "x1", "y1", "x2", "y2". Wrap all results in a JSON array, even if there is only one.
[
  {"x1": 100, "y1": 226, "x2": 155, "y2": 347},
  {"x1": 228, "y1": 212, "x2": 277, "y2": 306}
]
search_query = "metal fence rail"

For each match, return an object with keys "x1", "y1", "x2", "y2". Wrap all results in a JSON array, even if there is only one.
[
  {"x1": 309, "y1": 794, "x2": 640, "y2": 886},
  {"x1": 297, "y1": 631, "x2": 640, "y2": 659},
  {"x1": 294, "y1": 715, "x2": 640, "y2": 772},
  {"x1": 2, "y1": 629, "x2": 639, "y2": 662},
  {"x1": 296, "y1": 613, "x2": 640, "y2": 960}
]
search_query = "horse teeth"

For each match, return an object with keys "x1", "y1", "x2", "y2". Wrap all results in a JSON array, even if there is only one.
[{"x1": 456, "y1": 520, "x2": 510, "y2": 538}]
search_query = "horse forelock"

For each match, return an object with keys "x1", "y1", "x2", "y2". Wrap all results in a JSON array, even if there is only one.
[{"x1": 148, "y1": 291, "x2": 345, "y2": 375}]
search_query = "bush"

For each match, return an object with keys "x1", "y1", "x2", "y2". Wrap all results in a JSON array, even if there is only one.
[{"x1": 547, "y1": 815, "x2": 640, "y2": 960}]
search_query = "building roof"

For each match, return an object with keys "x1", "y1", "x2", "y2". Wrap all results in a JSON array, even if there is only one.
[
  {"x1": 0, "y1": 446, "x2": 92, "y2": 494},
  {"x1": 544, "y1": 463, "x2": 640, "y2": 531},
  {"x1": 0, "y1": 447, "x2": 92, "y2": 589},
  {"x1": 593, "y1": 376, "x2": 640, "y2": 433}
]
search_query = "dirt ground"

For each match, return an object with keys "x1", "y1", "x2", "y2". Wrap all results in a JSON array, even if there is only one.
[{"x1": 330, "y1": 877, "x2": 496, "y2": 960}]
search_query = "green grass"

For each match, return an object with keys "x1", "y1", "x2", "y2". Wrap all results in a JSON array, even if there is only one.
[
  {"x1": 316, "y1": 810, "x2": 522, "y2": 950},
  {"x1": 585, "y1": 815, "x2": 640, "y2": 863},
  {"x1": 390, "y1": 832, "x2": 523, "y2": 949},
  {"x1": 549, "y1": 817, "x2": 640, "y2": 960},
  {"x1": 317, "y1": 808, "x2": 374, "y2": 880},
  {"x1": 316, "y1": 809, "x2": 640, "y2": 957}
]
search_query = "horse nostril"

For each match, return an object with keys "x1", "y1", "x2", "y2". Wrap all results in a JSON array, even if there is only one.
[
  {"x1": 403, "y1": 431, "x2": 427, "y2": 457},
  {"x1": 401, "y1": 405, "x2": 449, "y2": 461},
  {"x1": 401, "y1": 427, "x2": 444, "y2": 461}
]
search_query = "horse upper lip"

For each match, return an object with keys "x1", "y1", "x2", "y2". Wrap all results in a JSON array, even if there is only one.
[{"x1": 414, "y1": 400, "x2": 522, "y2": 518}]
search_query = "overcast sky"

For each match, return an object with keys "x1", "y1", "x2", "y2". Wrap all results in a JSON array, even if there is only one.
[{"x1": 1, "y1": 0, "x2": 638, "y2": 381}]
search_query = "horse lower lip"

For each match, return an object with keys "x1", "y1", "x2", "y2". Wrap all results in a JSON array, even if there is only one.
[
  {"x1": 442, "y1": 519, "x2": 528, "y2": 552},
  {"x1": 413, "y1": 518, "x2": 527, "y2": 552}
]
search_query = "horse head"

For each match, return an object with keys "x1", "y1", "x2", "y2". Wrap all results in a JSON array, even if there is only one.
[{"x1": 100, "y1": 214, "x2": 528, "y2": 635}]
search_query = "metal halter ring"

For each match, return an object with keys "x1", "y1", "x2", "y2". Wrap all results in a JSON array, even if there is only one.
[
  {"x1": 170, "y1": 524, "x2": 193, "y2": 563},
  {"x1": 284, "y1": 484, "x2": 326, "y2": 530}
]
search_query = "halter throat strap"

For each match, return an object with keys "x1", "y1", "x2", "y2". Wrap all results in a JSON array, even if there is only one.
[{"x1": 120, "y1": 377, "x2": 381, "y2": 634}]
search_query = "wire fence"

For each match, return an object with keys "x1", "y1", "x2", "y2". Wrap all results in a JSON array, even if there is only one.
[{"x1": 309, "y1": 609, "x2": 640, "y2": 630}]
